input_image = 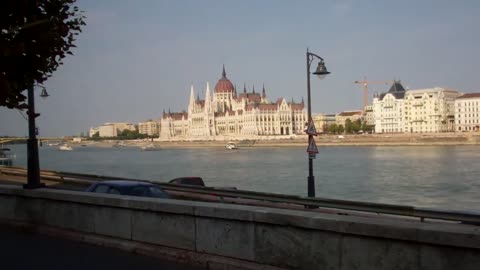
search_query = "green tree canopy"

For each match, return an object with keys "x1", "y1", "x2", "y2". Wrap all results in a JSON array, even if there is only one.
[
  {"x1": 337, "y1": 125, "x2": 344, "y2": 134},
  {"x1": 345, "y1": 119, "x2": 353, "y2": 134},
  {"x1": 0, "y1": 0, "x2": 85, "y2": 109},
  {"x1": 352, "y1": 119, "x2": 362, "y2": 133},
  {"x1": 327, "y1": 123, "x2": 338, "y2": 134},
  {"x1": 118, "y1": 129, "x2": 148, "y2": 140}
]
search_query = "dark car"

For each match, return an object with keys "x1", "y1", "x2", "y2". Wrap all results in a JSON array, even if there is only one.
[
  {"x1": 86, "y1": 180, "x2": 170, "y2": 199},
  {"x1": 168, "y1": 177, "x2": 205, "y2": 187}
]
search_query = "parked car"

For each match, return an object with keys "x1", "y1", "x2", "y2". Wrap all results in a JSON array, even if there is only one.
[
  {"x1": 168, "y1": 177, "x2": 205, "y2": 187},
  {"x1": 85, "y1": 180, "x2": 170, "y2": 199}
]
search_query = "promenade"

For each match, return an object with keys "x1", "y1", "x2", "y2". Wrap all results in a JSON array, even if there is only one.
[{"x1": 89, "y1": 133, "x2": 480, "y2": 148}]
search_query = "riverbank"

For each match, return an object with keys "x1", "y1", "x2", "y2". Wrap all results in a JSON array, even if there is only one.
[{"x1": 77, "y1": 133, "x2": 480, "y2": 148}]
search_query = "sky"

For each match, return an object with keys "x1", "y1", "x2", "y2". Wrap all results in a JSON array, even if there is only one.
[{"x1": 1, "y1": 0, "x2": 480, "y2": 137}]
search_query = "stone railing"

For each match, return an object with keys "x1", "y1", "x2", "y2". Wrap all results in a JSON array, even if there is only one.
[{"x1": 0, "y1": 185, "x2": 479, "y2": 270}]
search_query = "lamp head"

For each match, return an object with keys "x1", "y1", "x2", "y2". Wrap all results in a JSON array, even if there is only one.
[
  {"x1": 312, "y1": 61, "x2": 330, "y2": 80},
  {"x1": 40, "y1": 88, "x2": 49, "y2": 99}
]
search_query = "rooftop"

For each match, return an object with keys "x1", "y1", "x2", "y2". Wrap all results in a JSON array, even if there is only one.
[{"x1": 456, "y1": 93, "x2": 480, "y2": 99}]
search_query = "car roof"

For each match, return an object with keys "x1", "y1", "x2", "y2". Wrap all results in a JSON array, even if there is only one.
[
  {"x1": 96, "y1": 180, "x2": 154, "y2": 187},
  {"x1": 170, "y1": 177, "x2": 202, "y2": 180}
]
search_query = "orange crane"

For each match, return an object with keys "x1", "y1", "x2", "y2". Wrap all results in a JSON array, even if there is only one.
[{"x1": 354, "y1": 77, "x2": 392, "y2": 108}]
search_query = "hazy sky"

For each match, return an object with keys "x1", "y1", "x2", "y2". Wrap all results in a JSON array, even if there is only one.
[{"x1": 1, "y1": 0, "x2": 479, "y2": 137}]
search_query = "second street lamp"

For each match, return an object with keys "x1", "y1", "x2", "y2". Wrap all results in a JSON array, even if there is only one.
[
  {"x1": 306, "y1": 49, "x2": 330, "y2": 198},
  {"x1": 24, "y1": 85, "x2": 48, "y2": 189}
]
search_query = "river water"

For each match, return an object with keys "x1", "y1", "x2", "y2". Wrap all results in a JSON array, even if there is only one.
[{"x1": 6, "y1": 144, "x2": 480, "y2": 212}]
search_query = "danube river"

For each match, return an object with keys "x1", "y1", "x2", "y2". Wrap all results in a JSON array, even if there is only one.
[{"x1": 7, "y1": 144, "x2": 480, "y2": 212}]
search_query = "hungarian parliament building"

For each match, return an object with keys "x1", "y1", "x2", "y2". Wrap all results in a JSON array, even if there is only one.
[{"x1": 159, "y1": 67, "x2": 307, "y2": 140}]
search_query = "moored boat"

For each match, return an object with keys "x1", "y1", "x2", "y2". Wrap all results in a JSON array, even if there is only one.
[
  {"x1": 225, "y1": 142, "x2": 238, "y2": 150},
  {"x1": 59, "y1": 144, "x2": 73, "y2": 151},
  {"x1": 140, "y1": 144, "x2": 159, "y2": 151}
]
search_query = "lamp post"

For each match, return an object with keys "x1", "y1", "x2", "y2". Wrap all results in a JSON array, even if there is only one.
[
  {"x1": 306, "y1": 49, "x2": 330, "y2": 197},
  {"x1": 24, "y1": 85, "x2": 48, "y2": 189}
]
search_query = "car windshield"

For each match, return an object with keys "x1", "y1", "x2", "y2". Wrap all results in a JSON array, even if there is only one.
[{"x1": 148, "y1": 186, "x2": 169, "y2": 198}]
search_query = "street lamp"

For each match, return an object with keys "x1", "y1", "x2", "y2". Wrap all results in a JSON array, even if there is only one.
[
  {"x1": 24, "y1": 85, "x2": 48, "y2": 189},
  {"x1": 306, "y1": 49, "x2": 330, "y2": 197}
]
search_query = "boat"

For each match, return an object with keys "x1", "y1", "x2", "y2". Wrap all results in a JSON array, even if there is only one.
[
  {"x1": 0, "y1": 148, "x2": 15, "y2": 166},
  {"x1": 59, "y1": 144, "x2": 73, "y2": 151},
  {"x1": 225, "y1": 142, "x2": 238, "y2": 150},
  {"x1": 113, "y1": 141, "x2": 126, "y2": 148},
  {"x1": 140, "y1": 144, "x2": 159, "y2": 151}
]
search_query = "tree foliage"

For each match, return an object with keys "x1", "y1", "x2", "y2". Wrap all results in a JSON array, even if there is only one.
[
  {"x1": 327, "y1": 123, "x2": 338, "y2": 134},
  {"x1": 0, "y1": 0, "x2": 85, "y2": 109},
  {"x1": 345, "y1": 119, "x2": 353, "y2": 134},
  {"x1": 337, "y1": 125, "x2": 344, "y2": 134},
  {"x1": 344, "y1": 119, "x2": 362, "y2": 134},
  {"x1": 118, "y1": 129, "x2": 149, "y2": 140}
]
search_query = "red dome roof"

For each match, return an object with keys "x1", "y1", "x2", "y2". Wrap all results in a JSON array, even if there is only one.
[{"x1": 214, "y1": 66, "x2": 234, "y2": 93}]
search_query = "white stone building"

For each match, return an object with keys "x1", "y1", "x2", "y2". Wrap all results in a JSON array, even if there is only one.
[
  {"x1": 363, "y1": 105, "x2": 374, "y2": 126},
  {"x1": 88, "y1": 126, "x2": 99, "y2": 137},
  {"x1": 89, "y1": 122, "x2": 136, "y2": 137},
  {"x1": 455, "y1": 93, "x2": 480, "y2": 132},
  {"x1": 98, "y1": 124, "x2": 116, "y2": 137},
  {"x1": 159, "y1": 67, "x2": 307, "y2": 141},
  {"x1": 336, "y1": 111, "x2": 363, "y2": 127},
  {"x1": 373, "y1": 81, "x2": 407, "y2": 133},
  {"x1": 312, "y1": 113, "x2": 336, "y2": 133},
  {"x1": 403, "y1": 88, "x2": 461, "y2": 133},
  {"x1": 138, "y1": 120, "x2": 160, "y2": 136}
]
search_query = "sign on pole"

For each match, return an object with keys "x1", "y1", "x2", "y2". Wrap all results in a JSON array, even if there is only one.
[
  {"x1": 306, "y1": 120, "x2": 317, "y2": 135},
  {"x1": 309, "y1": 153, "x2": 316, "y2": 159},
  {"x1": 307, "y1": 137, "x2": 319, "y2": 153}
]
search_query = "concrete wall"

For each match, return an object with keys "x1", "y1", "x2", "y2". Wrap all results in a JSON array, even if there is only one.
[{"x1": 0, "y1": 185, "x2": 479, "y2": 270}]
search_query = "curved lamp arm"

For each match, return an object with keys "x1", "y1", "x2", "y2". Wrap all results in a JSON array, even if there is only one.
[{"x1": 307, "y1": 51, "x2": 325, "y2": 66}]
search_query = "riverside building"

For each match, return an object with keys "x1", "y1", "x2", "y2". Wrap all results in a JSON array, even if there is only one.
[
  {"x1": 89, "y1": 122, "x2": 136, "y2": 137},
  {"x1": 362, "y1": 105, "x2": 374, "y2": 126},
  {"x1": 403, "y1": 88, "x2": 460, "y2": 133},
  {"x1": 336, "y1": 111, "x2": 363, "y2": 127},
  {"x1": 373, "y1": 81, "x2": 406, "y2": 133},
  {"x1": 138, "y1": 120, "x2": 160, "y2": 136},
  {"x1": 455, "y1": 93, "x2": 480, "y2": 132},
  {"x1": 159, "y1": 67, "x2": 307, "y2": 141},
  {"x1": 312, "y1": 113, "x2": 336, "y2": 133},
  {"x1": 373, "y1": 81, "x2": 462, "y2": 133}
]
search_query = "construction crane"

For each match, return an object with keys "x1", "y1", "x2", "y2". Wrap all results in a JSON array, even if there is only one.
[{"x1": 354, "y1": 77, "x2": 392, "y2": 108}]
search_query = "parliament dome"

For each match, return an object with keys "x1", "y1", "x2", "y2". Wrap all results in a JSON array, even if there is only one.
[{"x1": 214, "y1": 65, "x2": 234, "y2": 93}]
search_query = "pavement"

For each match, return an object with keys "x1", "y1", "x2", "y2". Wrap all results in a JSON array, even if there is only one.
[{"x1": 0, "y1": 225, "x2": 203, "y2": 270}]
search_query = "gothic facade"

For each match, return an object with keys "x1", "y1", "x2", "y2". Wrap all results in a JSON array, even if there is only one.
[{"x1": 159, "y1": 67, "x2": 307, "y2": 140}]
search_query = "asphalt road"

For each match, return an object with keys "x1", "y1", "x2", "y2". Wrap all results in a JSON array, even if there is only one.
[{"x1": 0, "y1": 226, "x2": 203, "y2": 270}]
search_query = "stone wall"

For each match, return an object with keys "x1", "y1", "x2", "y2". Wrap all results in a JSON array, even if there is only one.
[{"x1": 0, "y1": 185, "x2": 479, "y2": 270}]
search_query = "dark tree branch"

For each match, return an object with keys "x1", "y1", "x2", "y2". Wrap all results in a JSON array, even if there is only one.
[{"x1": 0, "y1": 0, "x2": 85, "y2": 109}]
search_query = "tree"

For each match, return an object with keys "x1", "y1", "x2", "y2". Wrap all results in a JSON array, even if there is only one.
[
  {"x1": 118, "y1": 129, "x2": 148, "y2": 140},
  {"x1": 352, "y1": 119, "x2": 362, "y2": 134},
  {"x1": 327, "y1": 124, "x2": 337, "y2": 134},
  {"x1": 337, "y1": 125, "x2": 344, "y2": 134},
  {"x1": 345, "y1": 119, "x2": 353, "y2": 134},
  {"x1": 362, "y1": 123, "x2": 375, "y2": 133},
  {"x1": 0, "y1": 0, "x2": 85, "y2": 109}
]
